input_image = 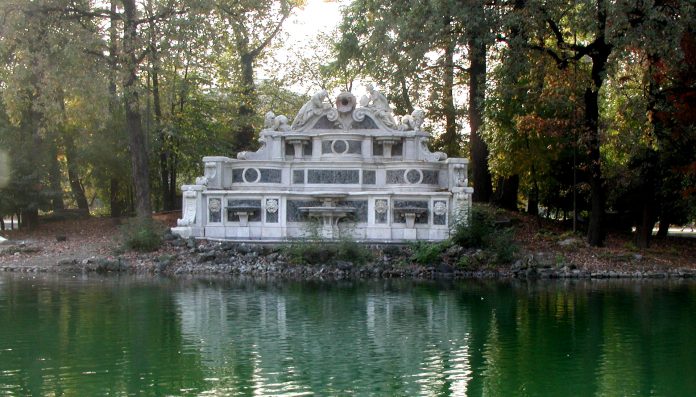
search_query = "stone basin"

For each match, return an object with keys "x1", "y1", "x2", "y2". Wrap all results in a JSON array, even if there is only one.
[
  {"x1": 225, "y1": 205, "x2": 261, "y2": 226},
  {"x1": 299, "y1": 206, "x2": 356, "y2": 239},
  {"x1": 393, "y1": 207, "x2": 428, "y2": 229}
]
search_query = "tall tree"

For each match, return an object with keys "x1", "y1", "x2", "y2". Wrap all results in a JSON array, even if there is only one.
[
  {"x1": 216, "y1": 0, "x2": 295, "y2": 152},
  {"x1": 334, "y1": 0, "x2": 494, "y2": 200}
]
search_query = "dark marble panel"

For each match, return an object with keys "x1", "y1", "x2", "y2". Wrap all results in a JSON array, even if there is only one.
[
  {"x1": 362, "y1": 170, "x2": 376, "y2": 184},
  {"x1": 393, "y1": 200, "x2": 428, "y2": 209},
  {"x1": 348, "y1": 140, "x2": 362, "y2": 154},
  {"x1": 284, "y1": 142, "x2": 293, "y2": 157},
  {"x1": 386, "y1": 170, "x2": 405, "y2": 184},
  {"x1": 293, "y1": 170, "x2": 305, "y2": 184},
  {"x1": 286, "y1": 200, "x2": 367, "y2": 223},
  {"x1": 259, "y1": 168, "x2": 281, "y2": 183},
  {"x1": 393, "y1": 200, "x2": 428, "y2": 224},
  {"x1": 392, "y1": 141, "x2": 403, "y2": 156},
  {"x1": 226, "y1": 199, "x2": 262, "y2": 222},
  {"x1": 313, "y1": 115, "x2": 340, "y2": 129},
  {"x1": 322, "y1": 140, "x2": 332, "y2": 154},
  {"x1": 307, "y1": 169, "x2": 360, "y2": 184},
  {"x1": 422, "y1": 170, "x2": 439, "y2": 185},
  {"x1": 286, "y1": 200, "x2": 322, "y2": 222},
  {"x1": 232, "y1": 169, "x2": 243, "y2": 183},
  {"x1": 372, "y1": 141, "x2": 383, "y2": 156},
  {"x1": 266, "y1": 209, "x2": 278, "y2": 223},
  {"x1": 345, "y1": 200, "x2": 368, "y2": 222},
  {"x1": 351, "y1": 115, "x2": 378, "y2": 129}
]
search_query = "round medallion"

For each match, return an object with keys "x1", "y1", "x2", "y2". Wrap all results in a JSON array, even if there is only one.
[
  {"x1": 331, "y1": 139, "x2": 349, "y2": 155},
  {"x1": 405, "y1": 169, "x2": 423, "y2": 184},
  {"x1": 243, "y1": 167, "x2": 260, "y2": 183}
]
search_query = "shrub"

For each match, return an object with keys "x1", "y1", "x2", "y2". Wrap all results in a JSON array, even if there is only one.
[
  {"x1": 451, "y1": 205, "x2": 495, "y2": 248},
  {"x1": 282, "y1": 236, "x2": 372, "y2": 265},
  {"x1": 451, "y1": 204, "x2": 518, "y2": 265},
  {"x1": 336, "y1": 238, "x2": 372, "y2": 265},
  {"x1": 120, "y1": 217, "x2": 164, "y2": 252},
  {"x1": 411, "y1": 240, "x2": 451, "y2": 265}
]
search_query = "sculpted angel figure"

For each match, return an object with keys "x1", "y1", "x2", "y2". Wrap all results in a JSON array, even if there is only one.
[
  {"x1": 362, "y1": 83, "x2": 396, "y2": 128},
  {"x1": 291, "y1": 90, "x2": 331, "y2": 129},
  {"x1": 398, "y1": 109, "x2": 425, "y2": 131},
  {"x1": 264, "y1": 111, "x2": 290, "y2": 132}
]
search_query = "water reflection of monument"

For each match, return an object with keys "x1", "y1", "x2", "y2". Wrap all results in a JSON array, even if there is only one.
[
  {"x1": 175, "y1": 283, "x2": 473, "y2": 395},
  {"x1": 173, "y1": 86, "x2": 473, "y2": 241}
]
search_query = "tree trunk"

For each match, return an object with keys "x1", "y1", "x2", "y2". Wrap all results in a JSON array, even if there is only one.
[
  {"x1": 634, "y1": 199, "x2": 655, "y2": 249},
  {"x1": 22, "y1": 208, "x2": 39, "y2": 230},
  {"x1": 528, "y1": 185, "x2": 539, "y2": 216},
  {"x1": 47, "y1": 142, "x2": 65, "y2": 212},
  {"x1": 234, "y1": 53, "x2": 257, "y2": 152},
  {"x1": 152, "y1": 59, "x2": 174, "y2": 211},
  {"x1": 585, "y1": 0, "x2": 611, "y2": 247},
  {"x1": 586, "y1": 84, "x2": 605, "y2": 246},
  {"x1": 63, "y1": 135, "x2": 90, "y2": 211},
  {"x1": 110, "y1": 177, "x2": 122, "y2": 218},
  {"x1": 399, "y1": 75, "x2": 414, "y2": 114},
  {"x1": 147, "y1": 3, "x2": 175, "y2": 212},
  {"x1": 123, "y1": 0, "x2": 152, "y2": 219},
  {"x1": 441, "y1": 17, "x2": 459, "y2": 157},
  {"x1": 108, "y1": 1, "x2": 123, "y2": 219},
  {"x1": 494, "y1": 174, "x2": 519, "y2": 211},
  {"x1": 657, "y1": 216, "x2": 670, "y2": 238},
  {"x1": 468, "y1": 3, "x2": 492, "y2": 202}
]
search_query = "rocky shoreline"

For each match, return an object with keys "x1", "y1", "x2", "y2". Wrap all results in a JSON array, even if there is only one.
[{"x1": 2, "y1": 234, "x2": 695, "y2": 280}]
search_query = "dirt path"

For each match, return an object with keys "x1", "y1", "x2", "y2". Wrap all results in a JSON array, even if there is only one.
[{"x1": 0, "y1": 218, "x2": 121, "y2": 269}]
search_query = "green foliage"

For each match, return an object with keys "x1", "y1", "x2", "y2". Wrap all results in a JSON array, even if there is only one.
[
  {"x1": 282, "y1": 236, "x2": 372, "y2": 266},
  {"x1": 455, "y1": 255, "x2": 474, "y2": 270},
  {"x1": 120, "y1": 218, "x2": 165, "y2": 253},
  {"x1": 410, "y1": 240, "x2": 452, "y2": 265},
  {"x1": 488, "y1": 228, "x2": 518, "y2": 265},
  {"x1": 335, "y1": 238, "x2": 372, "y2": 265},
  {"x1": 451, "y1": 205, "x2": 496, "y2": 248},
  {"x1": 451, "y1": 205, "x2": 518, "y2": 265}
]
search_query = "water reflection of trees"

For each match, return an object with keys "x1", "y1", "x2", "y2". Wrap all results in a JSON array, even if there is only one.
[
  {"x1": 1, "y1": 276, "x2": 695, "y2": 396},
  {"x1": 172, "y1": 278, "x2": 696, "y2": 396},
  {"x1": 0, "y1": 275, "x2": 206, "y2": 396}
]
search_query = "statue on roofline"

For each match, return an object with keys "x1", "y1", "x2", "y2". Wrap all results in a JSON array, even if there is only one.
[
  {"x1": 398, "y1": 109, "x2": 425, "y2": 131},
  {"x1": 291, "y1": 89, "x2": 331, "y2": 130},
  {"x1": 263, "y1": 111, "x2": 290, "y2": 132},
  {"x1": 360, "y1": 83, "x2": 397, "y2": 128}
]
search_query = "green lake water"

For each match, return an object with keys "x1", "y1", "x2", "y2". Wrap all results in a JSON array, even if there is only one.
[{"x1": 0, "y1": 275, "x2": 694, "y2": 396}]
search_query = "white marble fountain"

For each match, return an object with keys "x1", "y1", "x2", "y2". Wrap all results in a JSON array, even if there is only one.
[{"x1": 173, "y1": 86, "x2": 473, "y2": 241}]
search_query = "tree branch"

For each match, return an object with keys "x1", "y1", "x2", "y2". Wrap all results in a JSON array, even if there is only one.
[
  {"x1": 37, "y1": 6, "x2": 120, "y2": 21},
  {"x1": 249, "y1": 4, "x2": 292, "y2": 59}
]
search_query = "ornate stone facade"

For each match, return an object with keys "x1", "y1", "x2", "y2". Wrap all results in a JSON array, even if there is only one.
[{"x1": 172, "y1": 86, "x2": 473, "y2": 241}]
